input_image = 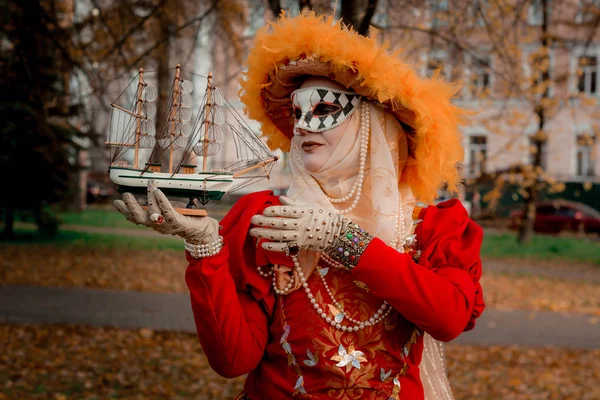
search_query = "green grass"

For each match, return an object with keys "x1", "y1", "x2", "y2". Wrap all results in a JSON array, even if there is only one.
[
  {"x1": 3, "y1": 228, "x2": 183, "y2": 251},
  {"x1": 12, "y1": 207, "x2": 146, "y2": 230},
  {"x1": 481, "y1": 233, "x2": 600, "y2": 265},
  {"x1": 56, "y1": 206, "x2": 229, "y2": 229},
  {"x1": 3, "y1": 226, "x2": 598, "y2": 265},
  {"x1": 58, "y1": 208, "x2": 147, "y2": 230}
]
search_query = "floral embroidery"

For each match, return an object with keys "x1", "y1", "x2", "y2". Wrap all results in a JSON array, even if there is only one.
[
  {"x1": 279, "y1": 301, "x2": 308, "y2": 397},
  {"x1": 312, "y1": 269, "x2": 387, "y2": 398},
  {"x1": 294, "y1": 376, "x2": 307, "y2": 395},
  {"x1": 353, "y1": 280, "x2": 370, "y2": 292},
  {"x1": 387, "y1": 328, "x2": 420, "y2": 399},
  {"x1": 273, "y1": 244, "x2": 426, "y2": 399},
  {"x1": 384, "y1": 312, "x2": 399, "y2": 331},
  {"x1": 380, "y1": 368, "x2": 392, "y2": 381},
  {"x1": 303, "y1": 349, "x2": 319, "y2": 367},
  {"x1": 328, "y1": 304, "x2": 345, "y2": 323},
  {"x1": 330, "y1": 344, "x2": 368, "y2": 372},
  {"x1": 390, "y1": 376, "x2": 401, "y2": 399}
]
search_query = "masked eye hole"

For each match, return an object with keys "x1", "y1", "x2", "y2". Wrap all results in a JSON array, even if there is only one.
[
  {"x1": 294, "y1": 107, "x2": 302, "y2": 120},
  {"x1": 312, "y1": 102, "x2": 342, "y2": 117}
]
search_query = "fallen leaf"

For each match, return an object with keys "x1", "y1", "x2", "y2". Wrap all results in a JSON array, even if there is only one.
[{"x1": 139, "y1": 328, "x2": 154, "y2": 339}]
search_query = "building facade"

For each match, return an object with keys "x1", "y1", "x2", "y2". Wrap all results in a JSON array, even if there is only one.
[{"x1": 88, "y1": 0, "x2": 600, "y2": 210}]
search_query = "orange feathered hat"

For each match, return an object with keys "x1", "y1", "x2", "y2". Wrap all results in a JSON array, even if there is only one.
[{"x1": 239, "y1": 11, "x2": 469, "y2": 203}]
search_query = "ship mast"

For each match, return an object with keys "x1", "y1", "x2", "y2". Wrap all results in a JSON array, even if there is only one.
[
  {"x1": 169, "y1": 64, "x2": 182, "y2": 174},
  {"x1": 134, "y1": 68, "x2": 145, "y2": 169},
  {"x1": 202, "y1": 72, "x2": 213, "y2": 172}
]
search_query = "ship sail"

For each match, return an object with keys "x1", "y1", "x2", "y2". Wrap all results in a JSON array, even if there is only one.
[
  {"x1": 106, "y1": 65, "x2": 278, "y2": 206},
  {"x1": 192, "y1": 82, "x2": 226, "y2": 160},
  {"x1": 106, "y1": 69, "x2": 157, "y2": 167},
  {"x1": 176, "y1": 71, "x2": 277, "y2": 190}
]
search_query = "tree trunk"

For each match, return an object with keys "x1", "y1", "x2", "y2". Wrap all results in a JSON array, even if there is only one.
[
  {"x1": 340, "y1": 0, "x2": 378, "y2": 36},
  {"x1": 518, "y1": 0, "x2": 549, "y2": 245},
  {"x1": 518, "y1": 187, "x2": 538, "y2": 243},
  {"x1": 149, "y1": 16, "x2": 172, "y2": 169},
  {"x1": 1, "y1": 207, "x2": 15, "y2": 239},
  {"x1": 33, "y1": 206, "x2": 59, "y2": 238},
  {"x1": 267, "y1": 0, "x2": 282, "y2": 18}
]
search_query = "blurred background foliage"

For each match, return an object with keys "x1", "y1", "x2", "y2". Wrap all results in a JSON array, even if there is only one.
[
  {"x1": 1, "y1": 3, "x2": 599, "y2": 399},
  {"x1": 1, "y1": 0, "x2": 600, "y2": 247}
]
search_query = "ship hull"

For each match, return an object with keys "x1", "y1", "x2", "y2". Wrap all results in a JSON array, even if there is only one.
[{"x1": 109, "y1": 167, "x2": 234, "y2": 200}]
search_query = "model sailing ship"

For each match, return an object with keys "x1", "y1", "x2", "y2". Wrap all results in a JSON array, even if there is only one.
[{"x1": 106, "y1": 65, "x2": 278, "y2": 215}]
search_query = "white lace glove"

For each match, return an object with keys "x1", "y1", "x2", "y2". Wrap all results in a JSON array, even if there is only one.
[
  {"x1": 113, "y1": 179, "x2": 219, "y2": 245},
  {"x1": 249, "y1": 196, "x2": 348, "y2": 253}
]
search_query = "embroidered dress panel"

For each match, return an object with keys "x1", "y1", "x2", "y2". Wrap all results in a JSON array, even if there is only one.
[
  {"x1": 245, "y1": 256, "x2": 425, "y2": 399},
  {"x1": 185, "y1": 191, "x2": 485, "y2": 400}
]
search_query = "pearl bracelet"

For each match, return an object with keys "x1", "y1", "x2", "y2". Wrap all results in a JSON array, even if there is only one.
[
  {"x1": 184, "y1": 236, "x2": 224, "y2": 258},
  {"x1": 325, "y1": 222, "x2": 374, "y2": 269}
]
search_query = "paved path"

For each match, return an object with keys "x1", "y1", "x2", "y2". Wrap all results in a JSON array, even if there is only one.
[
  {"x1": 483, "y1": 259, "x2": 600, "y2": 283},
  {"x1": 1, "y1": 285, "x2": 598, "y2": 349}
]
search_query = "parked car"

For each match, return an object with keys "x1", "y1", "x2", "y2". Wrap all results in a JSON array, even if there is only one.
[{"x1": 509, "y1": 200, "x2": 600, "y2": 235}]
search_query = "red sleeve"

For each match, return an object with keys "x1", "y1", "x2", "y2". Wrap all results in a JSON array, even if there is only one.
[
  {"x1": 351, "y1": 199, "x2": 485, "y2": 342},
  {"x1": 184, "y1": 191, "x2": 279, "y2": 378}
]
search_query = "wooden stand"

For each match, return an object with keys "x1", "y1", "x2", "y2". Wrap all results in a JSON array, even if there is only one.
[
  {"x1": 142, "y1": 206, "x2": 207, "y2": 217},
  {"x1": 177, "y1": 208, "x2": 207, "y2": 217}
]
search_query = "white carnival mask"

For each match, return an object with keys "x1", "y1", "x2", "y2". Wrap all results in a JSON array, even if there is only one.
[{"x1": 291, "y1": 86, "x2": 361, "y2": 133}]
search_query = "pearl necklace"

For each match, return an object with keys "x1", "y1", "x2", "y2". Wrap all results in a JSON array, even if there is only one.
[
  {"x1": 291, "y1": 253, "x2": 392, "y2": 332},
  {"x1": 273, "y1": 270, "x2": 295, "y2": 295},
  {"x1": 299, "y1": 189, "x2": 407, "y2": 332},
  {"x1": 256, "y1": 265, "x2": 273, "y2": 277},
  {"x1": 273, "y1": 193, "x2": 408, "y2": 332},
  {"x1": 326, "y1": 101, "x2": 370, "y2": 214},
  {"x1": 267, "y1": 100, "x2": 412, "y2": 332},
  {"x1": 391, "y1": 192, "x2": 407, "y2": 250},
  {"x1": 319, "y1": 252, "x2": 347, "y2": 269},
  {"x1": 316, "y1": 265, "x2": 392, "y2": 327},
  {"x1": 324, "y1": 100, "x2": 406, "y2": 248}
]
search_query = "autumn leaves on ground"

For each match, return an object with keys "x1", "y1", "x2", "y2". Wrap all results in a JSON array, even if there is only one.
[{"x1": 1, "y1": 233, "x2": 600, "y2": 399}]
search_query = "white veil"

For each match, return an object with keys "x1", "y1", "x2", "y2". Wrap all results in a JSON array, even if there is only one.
[{"x1": 286, "y1": 101, "x2": 454, "y2": 400}]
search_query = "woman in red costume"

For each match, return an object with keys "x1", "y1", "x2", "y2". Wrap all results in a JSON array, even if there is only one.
[{"x1": 115, "y1": 12, "x2": 485, "y2": 400}]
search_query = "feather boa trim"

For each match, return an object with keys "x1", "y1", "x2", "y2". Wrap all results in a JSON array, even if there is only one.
[{"x1": 239, "y1": 11, "x2": 471, "y2": 203}]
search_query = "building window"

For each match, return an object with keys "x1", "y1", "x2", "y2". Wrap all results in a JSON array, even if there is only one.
[
  {"x1": 471, "y1": 0, "x2": 486, "y2": 27},
  {"x1": 371, "y1": 0, "x2": 389, "y2": 30},
  {"x1": 576, "y1": 135, "x2": 595, "y2": 177},
  {"x1": 575, "y1": 0, "x2": 600, "y2": 23},
  {"x1": 528, "y1": 0, "x2": 545, "y2": 26},
  {"x1": 469, "y1": 135, "x2": 487, "y2": 176},
  {"x1": 529, "y1": 137, "x2": 548, "y2": 170},
  {"x1": 244, "y1": 3, "x2": 266, "y2": 38},
  {"x1": 470, "y1": 56, "x2": 491, "y2": 96},
  {"x1": 578, "y1": 55, "x2": 598, "y2": 95},
  {"x1": 431, "y1": 0, "x2": 449, "y2": 28}
]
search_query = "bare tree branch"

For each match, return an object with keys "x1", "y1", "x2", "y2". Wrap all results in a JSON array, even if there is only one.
[
  {"x1": 267, "y1": 0, "x2": 282, "y2": 18},
  {"x1": 299, "y1": 0, "x2": 312, "y2": 12},
  {"x1": 97, "y1": 0, "x2": 169, "y2": 61},
  {"x1": 357, "y1": 0, "x2": 378, "y2": 35}
]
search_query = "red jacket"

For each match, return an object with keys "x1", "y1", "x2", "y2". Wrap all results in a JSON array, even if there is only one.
[{"x1": 185, "y1": 191, "x2": 485, "y2": 399}]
